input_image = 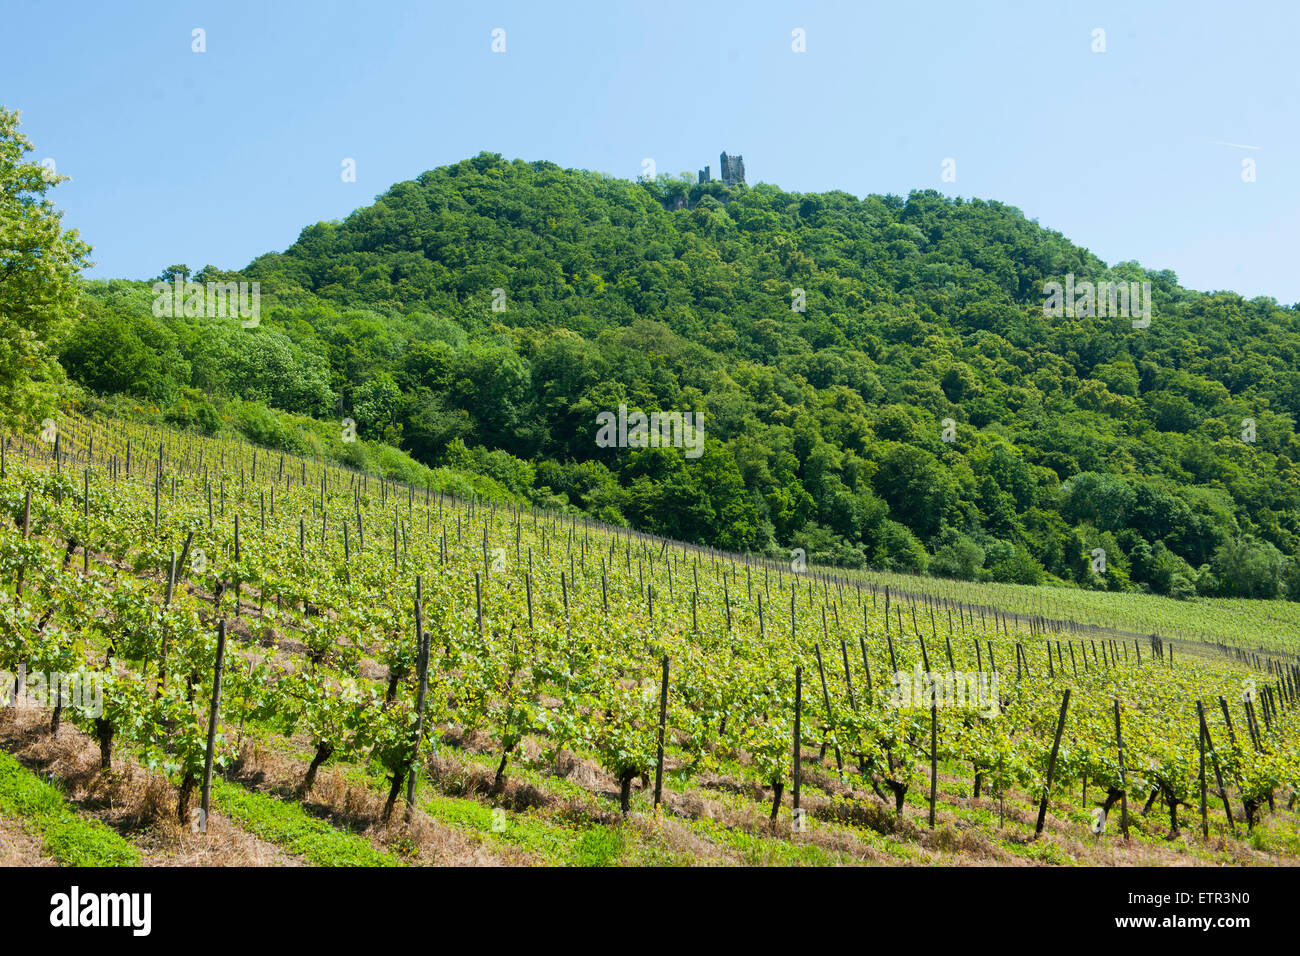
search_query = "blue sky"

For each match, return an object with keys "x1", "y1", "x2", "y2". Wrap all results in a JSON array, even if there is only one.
[{"x1": 5, "y1": 0, "x2": 1298, "y2": 303}]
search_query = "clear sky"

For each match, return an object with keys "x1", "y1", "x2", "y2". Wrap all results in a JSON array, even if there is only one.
[{"x1": 5, "y1": 0, "x2": 1297, "y2": 303}]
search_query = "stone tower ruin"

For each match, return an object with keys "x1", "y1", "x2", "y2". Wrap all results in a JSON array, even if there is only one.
[
  {"x1": 719, "y1": 152, "x2": 745, "y2": 187},
  {"x1": 698, "y1": 151, "x2": 745, "y2": 187}
]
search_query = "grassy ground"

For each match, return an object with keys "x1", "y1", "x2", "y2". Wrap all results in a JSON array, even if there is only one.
[
  {"x1": 0, "y1": 748, "x2": 138, "y2": 866},
  {"x1": 208, "y1": 777, "x2": 404, "y2": 867},
  {"x1": 3, "y1": 702, "x2": 1296, "y2": 868}
]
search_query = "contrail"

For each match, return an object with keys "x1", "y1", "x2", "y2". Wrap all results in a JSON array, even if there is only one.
[{"x1": 1211, "y1": 140, "x2": 1261, "y2": 150}]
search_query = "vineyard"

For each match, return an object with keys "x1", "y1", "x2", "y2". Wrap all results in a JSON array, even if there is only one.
[
  {"x1": 2, "y1": 410, "x2": 1298, "y2": 867},
  {"x1": 830, "y1": 570, "x2": 1300, "y2": 659}
]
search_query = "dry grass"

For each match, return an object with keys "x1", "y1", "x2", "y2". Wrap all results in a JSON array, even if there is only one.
[
  {"x1": 0, "y1": 811, "x2": 56, "y2": 866},
  {"x1": 0, "y1": 708, "x2": 301, "y2": 866},
  {"x1": 230, "y1": 740, "x2": 521, "y2": 865}
]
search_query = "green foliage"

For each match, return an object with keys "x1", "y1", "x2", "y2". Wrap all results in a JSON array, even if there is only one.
[
  {"x1": 0, "y1": 106, "x2": 91, "y2": 421},
  {"x1": 54, "y1": 152, "x2": 1300, "y2": 599},
  {"x1": 930, "y1": 532, "x2": 984, "y2": 580},
  {"x1": 1210, "y1": 538, "x2": 1288, "y2": 599}
]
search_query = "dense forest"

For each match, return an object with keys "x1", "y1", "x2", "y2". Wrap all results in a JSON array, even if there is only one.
[{"x1": 60, "y1": 152, "x2": 1300, "y2": 599}]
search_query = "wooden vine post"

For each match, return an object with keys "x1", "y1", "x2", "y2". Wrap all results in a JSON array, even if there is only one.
[
  {"x1": 406, "y1": 577, "x2": 430, "y2": 820},
  {"x1": 653, "y1": 655, "x2": 669, "y2": 815},
  {"x1": 1113, "y1": 698, "x2": 1128, "y2": 840},
  {"x1": 1197, "y1": 702, "x2": 1208, "y2": 838},
  {"x1": 928, "y1": 701, "x2": 938, "y2": 829},
  {"x1": 15, "y1": 489, "x2": 30, "y2": 597},
  {"x1": 199, "y1": 620, "x2": 228, "y2": 835},
  {"x1": 1198, "y1": 701, "x2": 1234, "y2": 834},
  {"x1": 792, "y1": 666, "x2": 802, "y2": 814},
  {"x1": 812, "y1": 643, "x2": 842, "y2": 771},
  {"x1": 475, "y1": 571, "x2": 484, "y2": 637},
  {"x1": 83, "y1": 468, "x2": 90, "y2": 575},
  {"x1": 1034, "y1": 688, "x2": 1071, "y2": 837}
]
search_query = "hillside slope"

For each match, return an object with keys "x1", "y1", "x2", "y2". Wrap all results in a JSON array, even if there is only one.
[{"x1": 70, "y1": 153, "x2": 1300, "y2": 598}]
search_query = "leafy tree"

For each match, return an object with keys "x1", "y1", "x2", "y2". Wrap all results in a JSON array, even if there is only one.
[
  {"x1": 873, "y1": 520, "x2": 928, "y2": 574},
  {"x1": 352, "y1": 373, "x2": 403, "y2": 443},
  {"x1": 1061, "y1": 473, "x2": 1134, "y2": 533},
  {"x1": 930, "y1": 533, "x2": 984, "y2": 580},
  {"x1": 0, "y1": 107, "x2": 91, "y2": 419},
  {"x1": 1211, "y1": 539, "x2": 1285, "y2": 599},
  {"x1": 986, "y1": 544, "x2": 1043, "y2": 585},
  {"x1": 59, "y1": 309, "x2": 188, "y2": 401},
  {"x1": 871, "y1": 443, "x2": 955, "y2": 539}
]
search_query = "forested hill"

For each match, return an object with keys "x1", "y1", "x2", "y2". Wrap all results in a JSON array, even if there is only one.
[{"x1": 72, "y1": 152, "x2": 1300, "y2": 599}]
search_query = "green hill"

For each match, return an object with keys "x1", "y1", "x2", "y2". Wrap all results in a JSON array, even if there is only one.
[{"x1": 68, "y1": 152, "x2": 1300, "y2": 598}]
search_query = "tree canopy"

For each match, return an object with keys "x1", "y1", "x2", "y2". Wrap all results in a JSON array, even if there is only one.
[
  {"x1": 61, "y1": 152, "x2": 1300, "y2": 599},
  {"x1": 0, "y1": 106, "x2": 91, "y2": 420}
]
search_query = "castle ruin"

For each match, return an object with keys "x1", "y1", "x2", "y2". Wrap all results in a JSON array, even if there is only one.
[{"x1": 698, "y1": 151, "x2": 745, "y2": 187}]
